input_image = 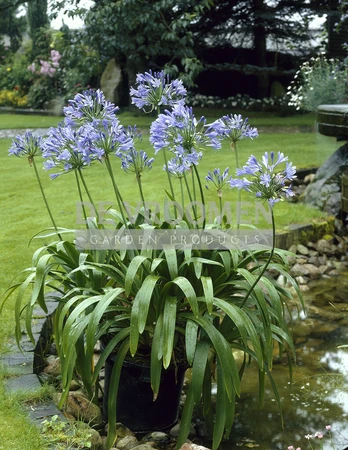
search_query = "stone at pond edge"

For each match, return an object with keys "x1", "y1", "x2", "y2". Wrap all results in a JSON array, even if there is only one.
[
  {"x1": 297, "y1": 244, "x2": 310, "y2": 255},
  {"x1": 116, "y1": 435, "x2": 139, "y2": 450},
  {"x1": 142, "y1": 432, "x2": 173, "y2": 444},
  {"x1": 43, "y1": 355, "x2": 61, "y2": 377},
  {"x1": 56, "y1": 391, "x2": 103, "y2": 427},
  {"x1": 301, "y1": 142, "x2": 348, "y2": 216},
  {"x1": 179, "y1": 444, "x2": 211, "y2": 450},
  {"x1": 170, "y1": 422, "x2": 196, "y2": 438}
]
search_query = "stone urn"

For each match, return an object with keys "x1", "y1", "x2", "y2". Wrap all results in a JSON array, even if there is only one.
[
  {"x1": 301, "y1": 104, "x2": 348, "y2": 216},
  {"x1": 316, "y1": 104, "x2": 348, "y2": 139}
]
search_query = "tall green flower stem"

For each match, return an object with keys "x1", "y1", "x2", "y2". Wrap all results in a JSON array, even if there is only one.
[
  {"x1": 179, "y1": 177, "x2": 185, "y2": 210},
  {"x1": 240, "y1": 206, "x2": 275, "y2": 309},
  {"x1": 232, "y1": 141, "x2": 242, "y2": 230},
  {"x1": 75, "y1": 171, "x2": 88, "y2": 228},
  {"x1": 135, "y1": 172, "x2": 146, "y2": 213},
  {"x1": 193, "y1": 165, "x2": 206, "y2": 229},
  {"x1": 104, "y1": 154, "x2": 128, "y2": 227},
  {"x1": 156, "y1": 106, "x2": 177, "y2": 218},
  {"x1": 31, "y1": 157, "x2": 62, "y2": 240},
  {"x1": 77, "y1": 168, "x2": 100, "y2": 224},
  {"x1": 183, "y1": 171, "x2": 198, "y2": 228}
]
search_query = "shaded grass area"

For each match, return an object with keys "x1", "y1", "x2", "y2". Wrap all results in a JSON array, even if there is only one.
[
  {"x1": 0, "y1": 109, "x2": 317, "y2": 129},
  {"x1": 0, "y1": 365, "x2": 49, "y2": 449}
]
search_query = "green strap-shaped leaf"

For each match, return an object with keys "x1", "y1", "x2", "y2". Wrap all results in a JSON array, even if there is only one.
[
  {"x1": 31, "y1": 254, "x2": 55, "y2": 312},
  {"x1": 125, "y1": 255, "x2": 149, "y2": 296},
  {"x1": 130, "y1": 274, "x2": 161, "y2": 356},
  {"x1": 224, "y1": 381, "x2": 236, "y2": 439},
  {"x1": 150, "y1": 313, "x2": 164, "y2": 398},
  {"x1": 258, "y1": 367, "x2": 265, "y2": 408},
  {"x1": 181, "y1": 313, "x2": 239, "y2": 399},
  {"x1": 176, "y1": 381, "x2": 195, "y2": 449},
  {"x1": 106, "y1": 339, "x2": 130, "y2": 450},
  {"x1": 14, "y1": 272, "x2": 36, "y2": 346},
  {"x1": 270, "y1": 324, "x2": 296, "y2": 359},
  {"x1": 92, "y1": 329, "x2": 131, "y2": 384},
  {"x1": 86, "y1": 288, "x2": 124, "y2": 354},
  {"x1": 218, "y1": 251, "x2": 231, "y2": 274},
  {"x1": 151, "y1": 257, "x2": 164, "y2": 272},
  {"x1": 201, "y1": 276, "x2": 213, "y2": 314},
  {"x1": 237, "y1": 267, "x2": 272, "y2": 352},
  {"x1": 172, "y1": 276, "x2": 199, "y2": 317},
  {"x1": 202, "y1": 360, "x2": 213, "y2": 434},
  {"x1": 163, "y1": 246, "x2": 178, "y2": 280},
  {"x1": 213, "y1": 297, "x2": 263, "y2": 369},
  {"x1": 163, "y1": 296, "x2": 177, "y2": 369},
  {"x1": 191, "y1": 339, "x2": 210, "y2": 403},
  {"x1": 213, "y1": 359, "x2": 227, "y2": 450},
  {"x1": 185, "y1": 319, "x2": 198, "y2": 365}
]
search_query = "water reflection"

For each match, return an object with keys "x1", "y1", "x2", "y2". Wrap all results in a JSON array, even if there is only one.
[{"x1": 207, "y1": 272, "x2": 348, "y2": 450}]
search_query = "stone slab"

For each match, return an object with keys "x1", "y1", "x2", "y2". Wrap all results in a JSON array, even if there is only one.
[
  {"x1": 4, "y1": 374, "x2": 41, "y2": 394},
  {"x1": 0, "y1": 352, "x2": 33, "y2": 374},
  {"x1": 25, "y1": 401, "x2": 66, "y2": 422}
]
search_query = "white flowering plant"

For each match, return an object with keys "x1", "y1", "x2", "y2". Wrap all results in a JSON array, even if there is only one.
[
  {"x1": 287, "y1": 55, "x2": 348, "y2": 111},
  {"x1": 3, "y1": 71, "x2": 302, "y2": 450}
]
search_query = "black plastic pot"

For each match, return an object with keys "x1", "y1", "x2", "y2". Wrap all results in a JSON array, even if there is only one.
[{"x1": 103, "y1": 356, "x2": 186, "y2": 432}]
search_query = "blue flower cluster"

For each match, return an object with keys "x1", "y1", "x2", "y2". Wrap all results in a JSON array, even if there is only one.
[
  {"x1": 130, "y1": 70, "x2": 187, "y2": 111},
  {"x1": 211, "y1": 114, "x2": 259, "y2": 144},
  {"x1": 9, "y1": 132, "x2": 43, "y2": 160},
  {"x1": 205, "y1": 168, "x2": 230, "y2": 197},
  {"x1": 9, "y1": 69, "x2": 297, "y2": 211},
  {"x1": 229, "y1": 151, "x2": 296, "y2": 206},
  {"x1": 149, "y1": 103, "x2": 221, "y2": 176}
]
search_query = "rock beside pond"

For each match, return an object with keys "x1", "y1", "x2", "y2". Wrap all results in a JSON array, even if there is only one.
[
  {"x1": 56, "y1": 391, "x2": 103, "y2": 427},
  {"x1": 301, "y1": 142, "x2": 348, "y2": 216},
  {"x1": 43, "y1": 355, "x2": 61, "y2": 377},
  {"x1": 297, "y1": 244, "x2": 310, "y2": 255},
  {"x1": 179, "y1": 444, "x2": 212, "y2": 450},
  {"x1": 116, "y1": 435, "x2": 139, "y2": 450}
]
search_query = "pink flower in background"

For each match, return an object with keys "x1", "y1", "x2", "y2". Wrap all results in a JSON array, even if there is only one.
[
  {"x1": 326, "y1": 425, "x2": 332, "y2": 430},
  {"x1": 51, "y1": 49, "x2": 61, "y2": 68},
  {"x1": 27, "y1": 49, "x2": 61, "y2": 77}
]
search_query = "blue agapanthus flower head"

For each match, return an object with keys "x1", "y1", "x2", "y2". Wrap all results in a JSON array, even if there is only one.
[
  {"x1": 130, "y1": 70, "x2": 187, "y2": 112},
  {"x1": 117, "y1": 148, "x2": 154, "y2": 175},
  {"x1": 63, "y1": 89, "x2": 118, "y2": 126},
  {"x1": 9, "y1": 132, "x2": 43, "y2": 160},
  {"x1": 41, "y1": 124, "x2": 101, "y2": 178},
  {"x1": 150, "y1": 103, "x2": 221, "y2": 156},
  {"x1": 165, "y1": 155, "x2": 192, "y2": 178},
  {"x1": 230, "y1": 151, "x2": 297, "y2": 206},
  {"x1": 83, "y1": 118, "x2": 135, "y2": 157},
  {"x1": 209, "y1": 114, "x2": 259, "y2": 145},
  {"x1": 205, "y1": 167, "x2": 231, "y2": 196}
]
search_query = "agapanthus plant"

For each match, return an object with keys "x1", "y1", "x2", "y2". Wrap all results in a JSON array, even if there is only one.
[{"x1": 5, "y1": 71, "x2": 302, "y2": 450}]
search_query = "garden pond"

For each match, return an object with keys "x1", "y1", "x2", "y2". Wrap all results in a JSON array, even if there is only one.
[{"x1": 208, "y1": 271, "x2": 348, "y2": 450}]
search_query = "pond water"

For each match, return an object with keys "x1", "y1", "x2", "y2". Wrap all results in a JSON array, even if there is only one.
[{"x1": 205, "y1": 272, "x2": 348, "y2": 450}]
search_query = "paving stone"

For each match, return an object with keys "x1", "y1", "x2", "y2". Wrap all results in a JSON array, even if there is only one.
[
  {"x1": 5, "y1": 374, "x2": 41, "y2": 394},
  {"x1": 0, "y1": 352, "x2": 33, "y2": 374},
  {"x1": 25, "y1": 401, "x2": 67, "y2": 422}
]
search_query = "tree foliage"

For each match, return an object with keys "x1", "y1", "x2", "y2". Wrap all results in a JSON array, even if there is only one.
[
  {"x1": 82, "y1": 0, "x2": 213, "y2": 90},
  {"x1": 0, "y1": 1, "x2": 26, "y2": 51}
]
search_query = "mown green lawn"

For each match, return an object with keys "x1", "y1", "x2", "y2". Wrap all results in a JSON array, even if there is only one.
[
  {"x1": 0, "y1": 113, "x2": 339, "y2": 448},
  {"x1": 0, "y1": 109, "x2": 316, "y2": 129}
]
